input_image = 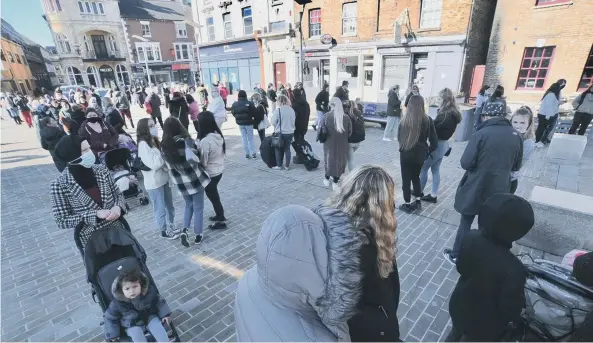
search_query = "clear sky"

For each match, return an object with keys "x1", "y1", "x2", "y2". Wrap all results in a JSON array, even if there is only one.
[{"x1": 1, "y1": 0, "x2": 55, "y2": 47}]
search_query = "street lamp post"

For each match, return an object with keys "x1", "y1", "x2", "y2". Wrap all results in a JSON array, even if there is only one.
[
  {"x1": 132, "y1": 35, "x2": 151, "y2": 86},
  {"x1": 294, "y1": 0, "x2": 312, "y2": 84}
]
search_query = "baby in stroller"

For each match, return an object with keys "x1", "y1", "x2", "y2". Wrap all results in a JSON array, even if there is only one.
[
  {"x1": 113, "y1": 164, "x2": 138, "y2": 193},
  {"x1": 104, "y1": 269, "x2": 171, "y2": 342}
]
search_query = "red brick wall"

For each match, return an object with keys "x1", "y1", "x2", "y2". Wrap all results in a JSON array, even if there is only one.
[{"x1": 125, "y1": 19, "x2": 195, "y2": 62}]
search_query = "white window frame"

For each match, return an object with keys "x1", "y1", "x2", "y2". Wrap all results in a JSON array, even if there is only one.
[
  {"x1": 242, "y1": 7, "x2": 253, "y2": 36},
  {"x1": 223, "y1": 13, "x2": 233, "y2": 39},
  {"x1": 135, "y1": 42, "x2": 161, "y2": 63},
  {"x1": 97, "y1": 2, "x2": 104, "y2": 14},
  {"x1": 56, "y1": 33, "x2": 71, "y2": 53},
  {"x1": 420, "y1": 0, "x2": 443, "y2": 29},
  {"x1": 175, "y1": 22, "x2": 188, "y2": 38},
  {"x1": 206, "y1": 17, "x2": 215, "y2": 42},
  {"x1": 173, "y1": 43, "x2": 193, "y2": 61},
  {"x1": 342, "y1": 2, "x2": 357, "y2": 36},
  {"x1": 309, "y1": 8, "x2": 321, "y2": 38},
  {"x1": 140, "y1": 21, "x2": 151, "y2": 37},
  {"x1": 78, "y1": 1, "x2": 102, "y2": 14},
  {"x1": 108, "y1": 35, "x2": 118, "y2": 53}
]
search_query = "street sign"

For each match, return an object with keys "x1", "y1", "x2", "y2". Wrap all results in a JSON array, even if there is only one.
[{"x1": 320, "y1": 34, "x2": 332, "y2": 44}]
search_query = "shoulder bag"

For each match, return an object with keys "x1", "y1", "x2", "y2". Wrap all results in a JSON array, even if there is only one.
[
  {"x1": 258, "y1": 105, "x2": 271, "y2": 131},
  {"x1": 317, "y1": 115, "x2": 329, "y2": 143},
  {"x1": 270, "y1": 108, "x2": 284, "y2": 148}
]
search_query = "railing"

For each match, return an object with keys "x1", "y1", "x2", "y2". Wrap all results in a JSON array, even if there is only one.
[{"x1": 81, "y1": 50, "x2": 125, "y2": 61}]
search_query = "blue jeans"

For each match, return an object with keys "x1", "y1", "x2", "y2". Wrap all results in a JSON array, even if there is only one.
[
  {"x1": 239, "y1": 125, "x2": 256, "y2": 155},
  {"x1": 275, "y1": 133, "x2": 293, "y2": 167},
  {"x1": 316, "y1": 110, "x2": 325, "y2": 128},
  {"x1": 182, "y1": 189, "x2": 205, "y2": 235},
  {"x1": 125, "y1": 315, "x2": 169, "y2": 342},
  {"x1": 383, "y1": 116, "x2": 400, "y2": 140},
  {"x1": 146, "y1": 183, "x2": 175, "y2": 232},
  {"x1": 420, "y1": 140, "x2": 449, "y2": 196}
]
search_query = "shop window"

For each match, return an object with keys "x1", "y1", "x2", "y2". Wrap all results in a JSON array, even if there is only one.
[
  {"x1": 242, "y1": 7, "x2": 253, "y2": 35},
  {"x1": 342, "y1": 2, "x2": 357, "y2": 35},
  {"x1": 578, "y1": 45, "x2": 593, "y2": 90},
  {"x1": 420, "y1": 0, "x2": 442, "y2": 29},
  {"x1": 516, "y1": 46, "x2": 555, "y2": 90},
  {"x1": 206, "y1": 17, "x2": 215, "y2": 41},
  {"x1": 67, "y1": 66, "x2": 84, "y2": 85},
  {"x1": 337, "y1": 56, "x2": 359, "y2": 87},
  {"x1": 141, "y1": 21, "x2": 151, "y2": 37},
  {"x1": 15, "y1": 54, "x2": 22, "y2": 64},
  {"x1": 223, "y1": 13, "x2": 233, "y2": 39},
  {"x1": 536, "y1": 0, "x2": 571, "y2": 5},
  {"x1": 363, "y1": 56, "x2": 373, "y2": 86},
  {"x1": 174, "y1": 43, "x2": 192, "y2": 61},
  {"x1": 309, "y1": 8, "x2": 321, "y2": 38},
  {"x1": 381, "y1": 55, "x2": 410, "y2": 90},
  {"x1": 175, "y1": 22, "x2": 188, "y2": 38},
  {"x1": 7, "y1": 51, "x2": 14, "y2": 63}
]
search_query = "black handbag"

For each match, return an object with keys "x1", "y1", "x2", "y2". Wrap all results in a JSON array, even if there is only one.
[
  {"x1": 132, "y1": 156, "x2": 151, "y2": 171},
  {"x1": 317, "y1": 116, "x2": 328, "y2": 143},
  {"x1": 271, "y1": 108, "x2": 284, "y2": 148}
]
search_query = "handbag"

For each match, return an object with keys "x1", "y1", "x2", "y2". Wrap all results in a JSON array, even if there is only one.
[
  {"x1": 258, "y1": 105, "x2": 271, "y2": 131},
  {"x1": 270, "y1": 108, "x2": 284, "y2": 148},
  {"x1": 317, "y1": 115, "x2": 328, "y2": 143},
  {"x1": 132, "y1": 156, "x2": 151, "y2": 171}
]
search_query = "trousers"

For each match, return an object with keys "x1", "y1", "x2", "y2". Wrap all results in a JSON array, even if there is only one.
[
  {"x1": 275, "y1": 134, "x2": 293, "y2": 167},
  {"x1": 568, "y1": 112, "x2": 592, "y2": 136},
  {"x1": 239, "y1": 125, "x2": 256, "y2": 155},
  {"x1": 182, "y1": 189, "x2": 205, "y2": 235},
  {"x1": 146, "y1": 183, "x2": 175, "y2": 232},
  {"x1": 383, "y1": 116, "x2": 400, "y2": 140},
  {"x1": 400, "y1": 154, "x2": 423, "y2": 203},
  {"x1": 451, "y1": 214, "x2": 476, "y2": 258},
  {"x1": 125, "y1": 315, "x2": 168, "y2": 342},
  {"x1": 535, "y1": 114, "x2": 557, "y2": 143},
  {"x1": 204, "y1": 174, "x2": 224, "y2": 218}
]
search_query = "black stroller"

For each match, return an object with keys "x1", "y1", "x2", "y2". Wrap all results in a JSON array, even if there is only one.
[
  {"x1": 520, "y1": 257, "x2": 593, "y2": 341},
  {"x1": 104, "y1": 147, "x2": 150, "y2": 209},
  {"x1": 74, "y1": 219, "x2": 180, "y2": 342}
]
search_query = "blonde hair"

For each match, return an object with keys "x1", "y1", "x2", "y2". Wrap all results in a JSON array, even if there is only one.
[
  {"x1": 325, "y1": 165, "x2": 397, "y2": 278},
  {"x1": 438, "y1": 88, "x2": 461, "y2": 122},
  {"x1": 399, "y1": 95, "x2": 428, "y2": 151},
  {"x1": 511, "y1": 106, "x2": 535, "y2": 140},
  {"x1": 330, "y1": 97, "x2": 345, "y2": 133},
  {"x1": 277, "y1": 94, "x2": 291, "y2": 107}
]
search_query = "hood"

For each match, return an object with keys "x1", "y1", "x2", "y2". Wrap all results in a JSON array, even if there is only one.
[
  {"x1": 169, "y1": 96, "x2": 185, "y2": 104},
  {"x1": 478, "y1": 193, "x2": 534, "y2": 247},
  {"x1": 476, "y1": 116, "x2": 511, "y2": 131},
  {"x1": 203, "y1": 132, "x2": 224, "y2": 147},
  {"x1": 111, "y1": 271, "x2": 150, "y2": 302}
]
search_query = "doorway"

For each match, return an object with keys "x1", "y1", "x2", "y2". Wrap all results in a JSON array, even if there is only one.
[
  {"x1": 274, "y1": 62, "x2": 286, "y2": 89},
  {"x1": 92, "y1": 35, "x2": 108, "y2": 59}
]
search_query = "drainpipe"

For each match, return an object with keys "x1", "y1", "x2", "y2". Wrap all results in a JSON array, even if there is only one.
[{"x1": 457, "y1": 0, "x2": 476, "y2": 100}]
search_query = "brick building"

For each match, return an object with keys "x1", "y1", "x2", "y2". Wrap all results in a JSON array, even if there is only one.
[
  {"x1": 1, "y1": 37, "x2": 36, "y2": 94},
  {"x1": 293, "y1": 0, "x2": 496, "y2": 103},
  {"x1": 484, "y1": 0, "x2": 593, "y2": 105}
]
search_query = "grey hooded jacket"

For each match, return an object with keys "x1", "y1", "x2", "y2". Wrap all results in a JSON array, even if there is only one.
[{"x1": 234, "y1": 205, "x2": 364, "y2": 342}]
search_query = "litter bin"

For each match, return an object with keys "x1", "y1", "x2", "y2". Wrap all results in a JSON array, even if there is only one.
[{"x1": 455, "y1": 105, "x2": 476, "y2": 142}]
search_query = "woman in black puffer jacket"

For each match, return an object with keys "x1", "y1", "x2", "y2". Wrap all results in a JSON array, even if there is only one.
[
  {"x1": 344, "y1": 100, "x2": 366, "y2": 172},
  {"x1": 169, "y1": 91, "x2": 190, "y2": 129},
  {"x1": 39, "y1": 116, "x2": 67, "y2": 171}
]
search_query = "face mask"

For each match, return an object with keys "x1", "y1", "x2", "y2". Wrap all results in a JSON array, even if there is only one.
[
  {"x1": 88, "y1": 117, "x2": 101, "y2": 123},
  {"x1": 413, "y1": 91, "x2": 419, "y2": 95},
  {"x1": 150, "y1": 126, "x2": 158, "y2": 137},
  {"x1": 71, "y1": 151, "x2": 96, "y2": 168}
]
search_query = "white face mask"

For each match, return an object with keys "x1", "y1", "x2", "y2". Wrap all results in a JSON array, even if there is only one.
[
  {"x1": 150, "y1": 126, "x2": 158, "y2": 137},
  {"x1": 71, "y1": 150, "x2": 96, "y2": 168}
]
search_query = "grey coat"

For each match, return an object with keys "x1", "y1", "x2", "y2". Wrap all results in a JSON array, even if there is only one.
[
  {"x1": 234, "y1": 205, "x2": 364, "y2": 342},
  {"x1": 323, "y1": 111, "x2": 352, "y2": 178},
  {"x1": 454, "y1": 117, "x2": 523, "y2": 215}
]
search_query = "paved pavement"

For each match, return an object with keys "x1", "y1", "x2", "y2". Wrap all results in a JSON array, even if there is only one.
[{"x1": 1, "y1": 102, "x2": 590, "y2": 342}]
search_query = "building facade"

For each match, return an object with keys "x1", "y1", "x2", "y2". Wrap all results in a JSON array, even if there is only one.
[
  {"x1": 293, "y1": 0, "x2": 496, "y2": 103},
  {"x1": 484, "y1": 0, "x2": 593, "y2": 104},
  {"x1": 120, "y1": 0, "x2": 197, "y2": 86},
  {"x1": 1, "y1": 37, "x2": 36, "y2": 94},
  {"x1": 42, "y1": 0, "x2": 131, "y2": 88}
]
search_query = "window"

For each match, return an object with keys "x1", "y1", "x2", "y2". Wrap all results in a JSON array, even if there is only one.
[
  {"x1": 98, "y1": 2, "x2": 104, "y2": 14},
  {"x1": 67, "y1": 66, "x2": 84, "y2": 85},
  {"x1": 0, "y1": 51, "x2": 5, "y2": 61},
  {"x1": 21, "y1": 55, "x2": 27, "y2": 65},
  {"x1": 141, "y1": 21, "x2": 151, "y2": 37},
  {"x1": 242, "y1": 7, "x2": 253, "y2": 35},
  {"x1": 116, "y1": 65, "x2": 130, "y2": 85},
  {"x1": 174, "y1": 43, "x2": 192, "y2": 61},
  {"x1": 223, "y1": 13, "x2": 233, "y2": 39},
  {"x1": 25, "y1": 80, "x2": 31, "y2": 90},
  {"x1": 78, "y1": 1, "x2": 84, "y2": 12},
  {"x1": 516, "y1": 46, "x2": 555, "y2": 89},
  {"x1": 364, "y1": 56, "x2": 374, "y2": 86},
  {"x1": 92, "y1": 2, "x2": 98, "y2": 14},
  {"x1": 55, "y1": 0, "x2": 62, "y2": 11},
  {"x1": 15, "y1": 54, "x2": 22, "y2": 64},
  {"x1": 420, "y1": 0, "x2": 443, "y2": 28},
  {"x1": 7, "y1": 51, "x2": 14, "y2": 63},
  {"x1": 342, "y1": 2, "x2": 357, "y2": 35},
  {"x1": 175, "y1": 22, "x2": 187, "y2": 37},
  {"x1": 48, "y1": 0, "x2": 55, "y2": 12},
  {"x1": 135, "y1": 42, "x2": 161, "y2": 62},
  {"x1": 578, "y1": 45, "x2": 593, "y2": 90},
  {"x1": 206, "y1": 17, "x2": 215, "y2": 41},
  {"x1": 83, "y1": 35, "x2": 91, "y2": 52},
  {"x1": 309, "y1": 8, "x2": 321, "y2": 37},
  {"x1": 108, "y1": 35, "x2": 118, "y2": 52},
  {"x1": 85, "y1": 2, "x2": 91, "y2": 13},
  {"x1": 56, "y1": 33, "x2": 71, "y2": 53},
  {"x1": 536, "y1": 0, "x2": 572, "y2": 6}
]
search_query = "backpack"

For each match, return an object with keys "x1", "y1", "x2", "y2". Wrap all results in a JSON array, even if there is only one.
[{"x1": 350, "y1": 114, "x2": 366, "y2": 143}]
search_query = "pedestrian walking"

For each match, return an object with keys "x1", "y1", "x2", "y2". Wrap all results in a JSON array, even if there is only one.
[
  {"x1": 443, "y1": 97, "x2": 523, "y2": 264},
  {"x1": 115, "y1": 91, "x2": 134, "y2": 129},
  {"x1": 134, "y1": 87, "x2": 145, "y2": 108},
  {"x1": 333, "y1": 81, "x2": 349, "y2": 102},
  {"x1": 231, "y1": 90, "x2": 258, "y2": 159},
  {"x1": 39, "y1": 116, "x2": 66, "y2": 171},
  {"x1": 568, "y1": 84, "x2": 593, "y2": 135},
  {"x1": 270, "y1": 94, "x2": 296, "y2": 170},
  {"x1": 344, "y1": 100, "x2": 365, "y2": 171},
  {"x1": 404, "y1": 85, "x2": 421, "y2": 107},
  {"x1": 383, "y1": 85, "x2": 402, "y2": 141},
  {"x1": 147, "y1": 89, "x2": 163, "y2": 129},
  {"x1": 398, "y1": 95, "x2": 438, "y2": 213},
  {"x1": 218, "y1": 83, "x2": 229, "y2": 107},
  {"x1": 536, "y1": 82, "x2": 562, "y2": 147},
  {"x1": 251, "y1": 93, "x2": 267, "y2": 143},
  {"x1": 509, "y1": 106, "x2": 536, "y2": 194},
  {"x1": 292, "y1": 83, "x2": 310, "y2": 143},
  {"x1": 136, "y1": 118, "x2": 178, "y2": 240},
  {"x1": 473, "y1": 85, "x2": 490, "y2": 128},
  {"x1": 267, "y1": 83, "x2": 277, "y2": 113},
  {"x1": 446, "y1": 193, "x2": 534, "y2": 342},
  {"x1": 234, "y1": 165, "x2": 399, "y2": 342},
  {"x1": 163, "y1": 84, "x2": 171, "y2": 109},
  {"x1": 161, "y1": 117, "x2": 210, "y2": 247},
  {"x1": 285, "y1": 83, "x2": 295, "y2": 104},
  {"x1": 208, "y1": 88, "x2": 227, "y2": 129},
  {"x1": 15, "y1": 94, "x2": 33, "y2": 128},
  {"x1": 196, "y1": 111, "x2": 227, "y2": 229},
  {"x1": 187, "y1": 94, "x2": 200, "y2": 133},
  {"x1": 313, "y1": 83, "x2": 330, "y2": 131},
  {"x1": 3, "y1": 92, "x2": 23, "y2": 124},
  {"x1": 196, "y1": 84, "x2": 209, "y2": 111},
  {"x1": 322, "y1": 97, "x2": 352, "y2": 189},
  {"x1": 419, "y1": 88, "x2": 461, "y2": 203},
  {"x1": 168, "y1": 91, "x2": 190, "y2": 130}
]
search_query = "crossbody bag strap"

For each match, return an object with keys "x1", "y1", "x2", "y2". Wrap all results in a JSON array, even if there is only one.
[{"x1": 278, "y1": 107, "x2": 282, "y2": 132}]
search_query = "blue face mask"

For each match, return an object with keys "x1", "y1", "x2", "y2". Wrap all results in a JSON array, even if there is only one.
[{"x1": 71, "y1": 151, "x2": 96, "y2": 168}]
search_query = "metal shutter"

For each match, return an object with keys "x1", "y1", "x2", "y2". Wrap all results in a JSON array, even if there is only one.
[{"x1": 381, "y1": 55, "x2": 410, "y2": 90}]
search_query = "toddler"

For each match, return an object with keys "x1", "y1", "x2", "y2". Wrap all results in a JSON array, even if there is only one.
[
  {"x1": 104, "y1": 269, "x2": 171, "y2": 342},
  {"x1": 113, "y1": 164, "x2": 137, "y2": 193},
  {"x1": 510, "y1": 106, "x2": 535, "y2": 194}
]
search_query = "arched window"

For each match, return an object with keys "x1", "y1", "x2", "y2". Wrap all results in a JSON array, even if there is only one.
[
  {"x1": 83, "y1": 35, "x2": 91, "y2": 52},
  {"x1": 108, "y1": 35, "x2": 118, "y2": 53},
  {"x1": 56, "y1": 33, "x2": 71, "y2": 53},
  {"x1": 67, "y1": 66, "x2": 84, "y2": 85},
  {"x1": 86, "y1": 66, "x2": 99, "y2": 87},
  {"x1": 116, "y1": 64, "x2": 130, "y2": 85}
]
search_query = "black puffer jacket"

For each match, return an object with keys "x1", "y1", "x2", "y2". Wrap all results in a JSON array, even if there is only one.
[
  {"x1": 386, "y1": 90, "x2": 401, "y2": 117},
  {"x1": 333, "y1": 87, "x2": 349, "y2": 102},
  {"x1": 40, "y1": 126, "x2": 65, "y2": 151},
  {"x1": 434, "y1": 108, "x2": 461, "y2": 140},
  {"x1": 292, "y1": 91, "x2": 311, "y2": 133},
  {"x1": 449, "y1": 193, "x2": 534, "y2": 342},
  {"x1": 231, "y1": 97, "x2": 256, "y2": 126},
  {"x1": 315, "y1": 89, "x2": 330, "y2": 112},
  {"x1": 169, "y1": 95, "x2": 190, "y2": 128},
  {"x1": 348, "y1": 108, "x2": 366, "y2": 144}
]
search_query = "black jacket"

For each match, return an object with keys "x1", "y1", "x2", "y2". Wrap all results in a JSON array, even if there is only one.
[
  {"x1": 348, "y1": 234, "x2": 400, "y2": 342},
  {"x1": 434, "y1": 108, "x2": 461, "y2": 140},
  {"x1": 292, "y1": 94, "x2": 311, "y2": 133},
  {"x1": 169, "y1": 96, "x2": 190, "y2": 128},
  {"x1": 315, "y1": 90, "x2": 330, "y2": 112},
  {"x1": 386, "y1": 91, "x2": 402, "y2": 117},
  {"x1": 253, "y1": 103, "x2": 266, "y2": 130},
  {"x1": 449, "y1": 193, "x2": 534, "y2": 342},
  {"x1": 148, "y1": 94, "x2": 162, "y2": 117},
  {"x1": 106, "y1": 108, "x2": 125, "y2": 134},
  {"x1": 348, "y1": 108, "x2": 366, "y2": 143},
  {"x1": 40, "y1": 126, "x2": 65, "y2": 151},
  {"x1": 333, "y1": 87, "x2": 349, "y2": 102},
  {"x1": 231, "y1": 98, "x2": 256, "y2": 126},
  {"x1": 398, "y1": 117, "x2": 439, "y2": 164},
  {"x1": 267, "y1": 89, "x2": 277, "y2": 102}
]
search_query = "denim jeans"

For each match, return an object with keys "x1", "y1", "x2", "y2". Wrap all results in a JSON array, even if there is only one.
[
  {"x1": 420, "y1": 140, "x2": 449, "y2": 196},
  {"x1": 239, "y1": 125, "x2": 256, "y2": 155},
  {"x1": 451, "y1": 214, "x2": 476, "y2": 258},
  {"x1": 182, "y1": 189, "x2": 205, "y2": 235},
  {"x1": 383, "y1": 116, "x2": 400, "y2": 140},
  {"x1": 316, "y1": 110, "x2": 325, "y2": 128},
  {"x1": 275, "y1": 134, "x2": 293, "y2": 167},
  {"x1": 125, "y1": 315, "x2": 169, "y2": 342},
  {"x1": 347, "y1": 143, "x2": 360, "y2": 171},
  {"x1": 146, "y1": 183, "x2": 175, "y2": 232}
]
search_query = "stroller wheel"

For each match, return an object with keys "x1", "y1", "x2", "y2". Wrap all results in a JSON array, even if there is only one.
[
  {"x1": 125, "y1": 203, "x2": 130, "y2": 211},
  {"x1": 139, "y1": 197, "x2": 149, "y2": 205}
]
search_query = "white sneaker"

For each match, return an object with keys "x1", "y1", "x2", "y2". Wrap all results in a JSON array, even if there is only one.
[
  {"x1": 382, "y1": 138, "x2": 392, "y2": 142},
  {"x1": 323, "y1": 178, "x2": 330, "y2": 187},
  {"x1": 536, "y1": 142, "x2": 545, "y2": 148},
  {"x1": 331, "y1": 182, "x2": 339, "y2": 190},
  {"x1": 272, "y1": 166, "x2": 282, "y2": 170}
]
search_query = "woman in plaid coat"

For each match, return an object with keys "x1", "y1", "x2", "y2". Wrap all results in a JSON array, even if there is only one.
[
  {"x1": 161, "y1": 117, "x2": 210, "y2": 247},
  {"x1": 51, "y1": 135, "x2": 127, "y2": 231}
]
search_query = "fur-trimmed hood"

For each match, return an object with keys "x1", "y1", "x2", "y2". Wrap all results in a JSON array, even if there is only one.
[{"x1": 111, "y1": 271, "x2": 150, "y2": 302}]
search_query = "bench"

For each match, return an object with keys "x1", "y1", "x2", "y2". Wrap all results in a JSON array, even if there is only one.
[
  {"x1": 518, "y1": 186, "x2": 593, "y2": 256},
  {"x1": 546, "y1": 133, "x2": 588, "y2": 164}
]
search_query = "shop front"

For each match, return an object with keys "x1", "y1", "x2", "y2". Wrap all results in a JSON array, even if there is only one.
[
  {"x1": 172, "y1": 63, "x2": 191, "y2": 84},
  {"x1": 99, "y1": 65, "x2": 117, "y2": 89},
  {"x1": 300, "y1": 49, "x2": 331, "y2": 95},
  {"x1": 328, "y1": 46, "x2": 376, "y2": 102},
  {"x1": 132, "y1": 64, "x2": 172, "y2": 86},
  {"x1": 198, "y1": 40, "x2": 261, "y2": 93}
]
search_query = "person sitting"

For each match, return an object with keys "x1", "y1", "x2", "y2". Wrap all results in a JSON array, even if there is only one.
[
  {"x1": 78, "y1": 108, "x2": 119, "y2": 155},
  {"x1": 446, "y1": 193, "x2": 534, "y2": 342}
]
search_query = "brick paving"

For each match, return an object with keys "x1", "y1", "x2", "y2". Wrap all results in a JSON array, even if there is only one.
[{"x1": 1, "y1": 104, "x2": 588, "y2": 342}]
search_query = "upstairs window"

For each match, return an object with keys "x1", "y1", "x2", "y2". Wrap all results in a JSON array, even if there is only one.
[
  {"x1": 141, "y1": 21, "x2": 151, "y2": 37},
  {"x1": 223, "y1": 13, "x2": 233, "y2": 39},
  {"x1": 15, "y1": 54, "x2": 22, "y2": 64},
  {"x1": 420, "y1": 0, "x2": 443, "y2": 28},
  {"x1": 516, "y1": 46, "x2": 555, "y2": 90},
  {"x1": 175, "y1": 22, "x2": 188, "y2": 38},
  {"x1": 242, "y1": 7, "x2": 253, "y2": 35},
  {"x1": 7, "y1": 51, "x2": 15, "y2": 63},
  {"x1": 174, "y1": 43, "x2": 192, "y2": 61},
  {"x1": 206, "y1": 17, "x2": 215, "y2": 41},
  {"x1": 309, "y1": 8, "x2": 321, "y2": 38},
  {"x1": 342, "y1": 2, "x2": 357, "y2": 35},
  {"x1": 578, "y1": 45, "x2": 593, "y2": 90}
]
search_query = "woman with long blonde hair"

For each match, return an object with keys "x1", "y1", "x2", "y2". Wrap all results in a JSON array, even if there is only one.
[
  {"x1": 419, "y1": 88, "x2": 462, "y2": 204},
  {"x1": 398, "y1": 95, "x2": 438, "y2": 213},
  {"x1": 322, "y1": 97, "x2": 352, "y2": 189},
  {"x1": 234, "y1": 165, "x2": 401, "y2": 342}
]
